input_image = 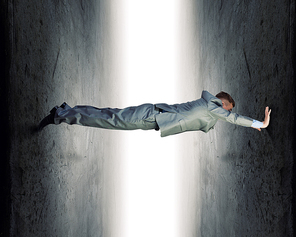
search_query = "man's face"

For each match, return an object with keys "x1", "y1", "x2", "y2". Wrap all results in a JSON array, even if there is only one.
[{"x1": 221, "y1": 100, "x2": 233, "y2": 112}]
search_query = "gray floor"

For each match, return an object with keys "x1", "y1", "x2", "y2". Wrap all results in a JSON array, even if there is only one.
[{"x1": 2, "y1": 0, "x2": 296, "y2": 236}]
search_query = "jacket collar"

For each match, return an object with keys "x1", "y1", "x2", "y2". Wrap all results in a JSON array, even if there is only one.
[{"x1": 201, "y1": 90, "x2": 222, "y2": 106}]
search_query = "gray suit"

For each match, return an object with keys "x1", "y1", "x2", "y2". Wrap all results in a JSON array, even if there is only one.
[{"x1": 54, "y1": 90, "x2": 253, "y2": 137}]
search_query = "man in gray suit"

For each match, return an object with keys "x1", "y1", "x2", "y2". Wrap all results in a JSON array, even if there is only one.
[{"x1": 38, "y1": 90, "x2": 271, "y2": 137}]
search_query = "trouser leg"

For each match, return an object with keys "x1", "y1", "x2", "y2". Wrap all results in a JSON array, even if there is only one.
[{"x1": 54, "y1": 103, "x2": 159, "y2": 130}]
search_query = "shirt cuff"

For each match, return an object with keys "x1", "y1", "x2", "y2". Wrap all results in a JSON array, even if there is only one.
[{"x1": 251, "y1": 120, "x2": 263, "y2": 129}]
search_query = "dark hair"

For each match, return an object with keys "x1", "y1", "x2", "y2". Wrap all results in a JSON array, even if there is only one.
[{"x1": 215, "y1": 91, "x2": 235, "y2": 107}]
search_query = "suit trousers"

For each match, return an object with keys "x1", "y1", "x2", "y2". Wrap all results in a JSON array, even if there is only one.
[{"x1": 54, "y1": 103, "x2": 160, "y2": 131}]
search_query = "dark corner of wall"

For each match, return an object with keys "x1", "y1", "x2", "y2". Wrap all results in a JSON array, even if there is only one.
[
  {"x1": 291, "y1": 2, "x2": 296, "y2": 235},
  {"x1": 0, "y1": 0, "x2": 11, "y2": 236}
]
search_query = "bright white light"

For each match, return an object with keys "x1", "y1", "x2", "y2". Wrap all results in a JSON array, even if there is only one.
[
  {"x1": 123, "y1": 135, "x2": 178, "y2": 237},
  {"x1": 123, "y1": 0, "x2": 178, "y2": 104},
  {"x1": 121, "y1": 1, "x2": 179, "y2": 237}
]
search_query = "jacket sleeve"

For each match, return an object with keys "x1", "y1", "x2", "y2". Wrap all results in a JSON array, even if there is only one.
[{"x1": 209, "y1": 102, "x2": 253, "y2": 127}]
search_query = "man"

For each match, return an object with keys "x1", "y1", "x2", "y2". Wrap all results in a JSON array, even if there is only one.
[{"x1": 38, "y1": 90, "x2": 271, "y2": 137}]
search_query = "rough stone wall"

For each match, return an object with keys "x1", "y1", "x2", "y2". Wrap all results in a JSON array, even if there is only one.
[
  {"x1": 5, "y1": 0, "x2": 123, "y2": 236},
  {"x1": 193, "y1": 0, "x2": 295, "y2": 236}
]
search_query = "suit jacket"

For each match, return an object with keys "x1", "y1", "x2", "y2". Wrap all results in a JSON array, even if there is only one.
[{"x1": 155, "y1": 90, "x2": 253, "y2": 137}]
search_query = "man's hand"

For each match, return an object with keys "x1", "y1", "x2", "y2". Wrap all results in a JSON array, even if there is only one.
[
  {"x1": 261, "y1": 106, "x2": 271, "y2": 128},
  {"x1": 252, "y1": 107, "x2": 271, "y2": 131}
]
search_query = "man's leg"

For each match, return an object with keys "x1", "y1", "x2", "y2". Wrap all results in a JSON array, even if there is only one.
[{"x1": 38, "y1": 103, "x2": 159, "y2": 131}]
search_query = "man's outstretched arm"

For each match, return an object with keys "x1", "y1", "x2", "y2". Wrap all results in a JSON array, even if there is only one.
[{"x1": 252, "y1": 106, "x2": 271, "y2": 131}]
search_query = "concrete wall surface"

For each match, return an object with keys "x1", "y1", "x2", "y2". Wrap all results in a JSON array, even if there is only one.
[
  {"x1": 177, "y1": 0, "x2": 296, "y2": 236},
  {"x1": 3, "y1": 0, "x2": 124, "y2": 236}
]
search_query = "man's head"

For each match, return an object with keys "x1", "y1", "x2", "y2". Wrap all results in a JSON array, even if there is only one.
[{"x1": 216, "y1": 91, "x2": 235, "y2": 112}]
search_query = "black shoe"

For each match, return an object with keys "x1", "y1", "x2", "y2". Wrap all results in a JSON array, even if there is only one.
[
  {"x1": 38, "y1": 106, "x2": 58, "y2": 131},
  {"x1": 60, "y1": 102, "x2": 68, "y2": 109}
]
